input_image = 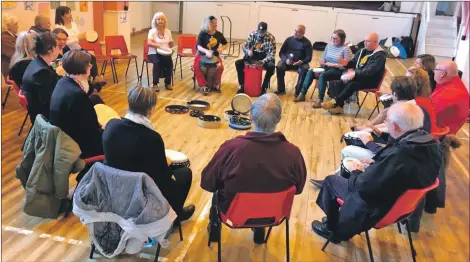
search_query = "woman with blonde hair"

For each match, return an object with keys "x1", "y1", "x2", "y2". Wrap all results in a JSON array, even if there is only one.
[
  {"x1": 2, "y1": 14, "x2": 19, "y2": 78},
  {"x1": 415, "y1": 54, "x2": 437, "y2": 92},
  {"x1": 147, "y1": 12, "x2": 174, "y2": 92},
  {"x1": 9, "y1": 32, "x2": 36, "y2": 87},
  {"x1": 195, "y1": 16, "x2": 227, "y2": 94}
]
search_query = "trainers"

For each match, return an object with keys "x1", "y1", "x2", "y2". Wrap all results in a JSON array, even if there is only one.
[
  {"x1": 165, "y1": 84, "x2": 173, "y2": 90},
  {"x1": 321, "y1": 99, "x2": 336, "y2": 109},
  {"x1": 328, "y1": 106, "x2": 344, "y2": 115},
  {"x1": 294, "y1": 93, "x2": 306, "y2": 102},
  {"x1": 274, "y1": 90, "x2": 286, "y2": 95},
  {"x1": 312, "y1": 100, "x2": 322, "y2": 108},
  {"x1": 252, "y1": 228, "x2": 266, "y2": 244},
  {"x1": 152, "y1": 84, "x2": 159, "y2": 92}
]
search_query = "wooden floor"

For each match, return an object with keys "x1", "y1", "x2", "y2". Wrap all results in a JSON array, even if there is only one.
[{"x1": 1, "y1": 32, "x2": 469, "y2": 262}]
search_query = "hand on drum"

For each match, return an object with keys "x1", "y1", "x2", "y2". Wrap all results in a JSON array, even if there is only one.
[
  {"x1": 205, "y1": 50, "x2": 213, "y2": 58},
  {"x1": 366, "y1": 124, "x2": 383, "y2": 136},
  {"x1": 360, "y1": 159, "x2": 374, "y2": 168},
  {"x1": 358, "y1": 132, "x2": 373, "y2": 145},
  {"x1": 293, "y1": 60, "x2": 302, "y2": 66}
]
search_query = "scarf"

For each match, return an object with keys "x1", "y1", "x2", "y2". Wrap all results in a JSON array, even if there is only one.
[{"x1": 124, "y1": 111, "x2": 155, "y2": 131}]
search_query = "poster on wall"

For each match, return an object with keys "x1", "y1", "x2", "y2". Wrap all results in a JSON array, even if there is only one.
[
  {"x1": 38, "y1": 3, "x2": 50, "y2": 14},
  {"x1": 79, "y1": 2, "x2": 88, "y2": 12},
  {"x1": 1, "y1": 2, "x2": 17, "y2": 9},
  {"x1": 24, "y1": 2, "x2": 35, "y2": 11},
  {"x1": 50, "y1": 1, "x2": 60, "y2": 9},
  {"x1": 66, "y1": 1, "x2": 75, "y2": 11},
  {"x1": 120, "y1": 12, "x2": 127, "y2": 23}
]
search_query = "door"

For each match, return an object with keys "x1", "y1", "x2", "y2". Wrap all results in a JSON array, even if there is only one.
[
  {"x1": 216, "y1": 3, "x2": 251, "y2": 40},
  {"x1": 293, "y1": 8, "x2": 330, "y2": 43},
  {"x1": 258, "y1": 5, "x2": 292, "y2": 43}
]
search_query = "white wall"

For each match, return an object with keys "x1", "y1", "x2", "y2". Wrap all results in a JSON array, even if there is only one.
[
  {"x1": 152, "y1": 2, "x2": 180, "y2": 32},
  {"x1": 1, "y1": 1, "x2": 94, "y2": 33},
  {"x1": 399, "y1": 2, "x2": 423, "y2": 13},
  {"x1": 128, "y1": 2, "x2": 153, "y2": 33},
  {"x1": 455, "y1": 38, "x2": 469, "y2": 90}
]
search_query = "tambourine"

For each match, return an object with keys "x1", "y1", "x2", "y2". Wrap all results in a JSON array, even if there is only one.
[
  {"x1": 165, "y1": 149, "x2": 190, "y2": 170},
  {"x1": 157, "y1": 48, "x2": 172, "y2": 56},
  {"x1": 165, "y1": 105, "x2": 189, "y2": 114},
  {"x1": 312, "y1": 67, "x2": 325, "y2": 73},
  {"x1": 94, "y1": 104, "x2": 120, "y2": 127},
  {"x1": 379, "y1": 94, "x2": 394, "y2": 108},
  {"x1": 85, "y1": 30, "x2": 99, "y2": 43},
  {"x1": 198, "y1": 115, "x2": 221, "y2": 129},
  {"x1": 229, "y1": 116, "x2": 252, "y2": 130},
  {"x1": 231, "y1": 94, "x2": 252, "y2": 115},
  {"x1": 224, "y1": 110, "x2": 240, "y2": 121},
  {"x1": 340, "y1": 157, "x2": 364, "y2": 179},
  {"x1": 340, "y1": 131, "x2": 371, "y2": 149}
]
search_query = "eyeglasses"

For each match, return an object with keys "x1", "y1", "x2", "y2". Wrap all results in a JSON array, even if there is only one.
[
  {"x1": 331, "y1": 37, "x2": 339, "y2": 41},
  {"x1": 433, "y1": 68, "x2": 446, "y2": 72}
]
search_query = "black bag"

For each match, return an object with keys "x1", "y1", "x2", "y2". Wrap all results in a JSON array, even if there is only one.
[
  {"x1": 327, "y1": 80, "x2": 345, "y2": 99},
  {"x1": 350, "y1": 40, "x2": 365, "y2": 54},
  {"x1": 399, "y1": 36, "x2": 414, "y2": 58},
  {"x1": 312, "y1": 41, "x2": 328, "y2": 51}
]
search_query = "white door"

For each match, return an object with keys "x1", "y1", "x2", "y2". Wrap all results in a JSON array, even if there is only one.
[
  {"x1": 183, "y1": 2, "x2": 217, "y2": 35},
  {"x1": 293, "y1": 8, "x2": 330, "y2": 43},
  {"x1": 216, "y1": 2, "x2": 251, "y2": 40},
  {"x1": 335, "y1": 13, "x2": 374, "y2": 44},
  {"x1": 258, "y1": 5, "x2": 292, "y2": 43}
]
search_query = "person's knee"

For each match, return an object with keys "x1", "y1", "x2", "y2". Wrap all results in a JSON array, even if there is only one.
[
  {"x1": 276, "y1": 61, "x2": 287, "y2": 71},
  {"x1": 235, "y1": 59, "x2": 244, "y2": 68}
]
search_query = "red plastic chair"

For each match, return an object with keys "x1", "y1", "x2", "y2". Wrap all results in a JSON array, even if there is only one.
[
  {"x1": 17, "y1": 90, "x2": 30, "y2": 136},
  {"x1": 79, "y1": 39, "x2": 116, "y2": 83},
  {"x1": 355, "y1": 68, "x2": 388, "y2": 118},
  {"x1": 173, "y1": 35, "x2": 197, "y2": 79},
  {"x1": 2, "y1": 76, "x2": 15, "y2": 109},
  {"x1": 322, "y1": 179, "x2": 439, "y2": 262},
  {"x1": 139, "y1": 39, "x2": 174, "y2": 87},
  {"x1": 104, "y1": 35, "x2": 139, "y2": 83},
  {"x1": 431, "y1": 126, "x2": 450, "y2": 141},
  {"x1": 210, "y1": 186, "x2": 296, "y2": 262}
]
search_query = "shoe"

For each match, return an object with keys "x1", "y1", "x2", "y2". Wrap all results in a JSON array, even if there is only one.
[
  {"x1": 260, "y1": 90, "x2": 267, "y2": 95},
  {"x1": 424, "y1": 206, "x2": 437, "y2": 214},
  {"x1": 321, "y1": 216, "x2": 328, "y2": 224},
  {"x1": 310, "y1": 178, "x2": 324, "y2": 189},
  {"x1": 311, "y1": 220, "x2": 340, "y2": 243},
  {"x1": 312, "y1": 100, "x2": 322, "y2": 109},
  {"x1": 201, "y1": 87, "x2": 210, "y2": 96},
  {"x1": 294, "y1": 93, "x2": 306, "y2": 102},
  {"x1": 211, "y1": 87, "x2": 221, "y2": 93},
  {"x1": 274, "y1": 90, "x2": 286, "y2": 95},
  {"x1": 321, "y1": 99, "x2": 336, "y2": 109},
  {"x1": 252, "y1": 228, "x2": 266, "y2": 244},
  {"x1": 179, "y1": 205, "x2": 195, "y2": 222},
  {"x1": 237, "y1": 89, "x2": 245, "y2": 94},
  {"x1": 165, "y1": 84, "x2": 173, "y2": 90},
  {"x1": 328, "y1": 106, "x2": 344, "y2": 115},
  {"x1": 152, "y1": 84, "x2": 159, "y2": 92}
]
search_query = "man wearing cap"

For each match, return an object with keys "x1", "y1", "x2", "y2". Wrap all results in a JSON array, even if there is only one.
[
  {"x1": 235, "y1": 22, "x2": 276, "y2": 94},
  {"x1": 276, "y1": 24, "x2": 312, "y2": 95}
]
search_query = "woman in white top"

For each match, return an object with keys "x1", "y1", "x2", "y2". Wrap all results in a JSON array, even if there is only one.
[
  {"x1": 147, "y1": 12, "x2": 174, "y2": 91},
  {"x1": 54, "y1": 6, "x2": 104, "y2": 85}
]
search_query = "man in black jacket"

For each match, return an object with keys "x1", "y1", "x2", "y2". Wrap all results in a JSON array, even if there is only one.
[
  {"x1": 311, "y1": 102, "x2": 442, "y2": 241},
  {"x1": 322, "y1": 32, "x2": 386, "y2": 115}
]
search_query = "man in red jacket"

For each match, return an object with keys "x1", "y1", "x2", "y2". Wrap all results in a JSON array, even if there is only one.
[
  {"x1": 201, "y1": 93, "x2": 307, "y2": 244},
  {"x1": 431, "y1": 61, "x2": 469, "y2": 134}
]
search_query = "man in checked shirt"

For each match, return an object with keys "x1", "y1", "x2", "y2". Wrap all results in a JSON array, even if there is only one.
[{"x1": 235, "y1": 22, "x2": 276, "y2": 94}]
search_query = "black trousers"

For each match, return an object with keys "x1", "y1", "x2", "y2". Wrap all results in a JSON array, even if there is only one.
[
  {"x1": 315, "y1": 175, "x2": 351, "y2": 231},
  {"x1": 235, "y1": 59, "x2": 275, "y2": 91},
  {"x1": 148, "y1": 53, "x2": 173, "y2": 85},
  {"x1": 90, "y1": 53, "x2": 98, "y2": 79},
  {"x1": 334, "y1": 80, "x2": 371, "y2": 107},
  {"x1": 168, "y1": 167, "x2": 193, "y2": 217},
  {"x1": 275, "y1": 60, "x2": 309, "y2": 92},
  {"x1": 89, "y1": 94, "x2": 104, "y2": 106}
]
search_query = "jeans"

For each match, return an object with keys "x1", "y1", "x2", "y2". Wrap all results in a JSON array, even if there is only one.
[
  {"x1": 148, "y1": 53, "x2": 173, "y2": 85},
  {"x1": 276, "y1": 60, "x2": 309, "y2": 93},
  {"x1": 235, "y1": 59, "x2": 275, "y2": 91},
  {"x1": 300, "y1": 68, "x2": 343, "y2": 100}
]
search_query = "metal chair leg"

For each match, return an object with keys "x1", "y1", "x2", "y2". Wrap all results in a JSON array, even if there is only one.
[
  {"x1": 21, "y1": 125, "x2": 32, "y2": 151},
  {"x1": 173, "y1": 54, "x2": 179, "y2": 74},
  {"x1": 365, "y1": 230, "x2": 374, "y2": 262},
  {"x1": 404, "y1": 220, "x2": 417, "y2": 261},
  {"x1": 146, "y1": 62, "x2": 150, "y2": 87},
  {"x1": 125, "y1": 59, "x2": 131, "y2": 76},
  {"x1": 154, "y1": 243, "x2": 161, "y2": 262},
  {"x1": 140, "y1": 61, "x2": 145, "y2": 83},
  {"x1": 368, "y1": 103, "x2": 379, "y2": 120},
  {"x1": 309, "y1": 80, "x2": 318, "y2": 101},
  {"x1": 265, "y1": 226, "x2": 273, "y2": 243},
  {"x1": 178, "y1": 220, "x2": 183, "y2": 241},
  {"x1": 18, "y1": 112, "x2": 28, "y2": 136},
  {"x1": 134, "y1": 57, "x2": 139, "y2": 77},
  {"x1": 100, "y1": 60, "x2": 107, "y2": 75},
  {"x1": 397, "y1": 222, "x2": 402, "y2": 233},
  {"x1": 321, "y1": 238, "x2": 331, "y2": 251},
  {"x1": 179, "y1": 56, "x2": 183, "y2": 79},
  {"x1": 286, "y1": 218, "x2": 290, "y2": 262},
  {"x1": 2, "y1": 86, "x2": 11, "y2": 109},
  {"x1": 89, "y1": 243, "x2": 95, "y2": 259},
  {"x1": 111, "y1": 59, "x2": 118, "y2": 83},
  {"x1": 217, "y1": 221, "x2": 222, "y2": 262},
  {"x1": 355, "y1": 92, "x2": 370, "y2": 118}
]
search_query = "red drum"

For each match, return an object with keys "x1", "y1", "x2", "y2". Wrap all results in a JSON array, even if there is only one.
[{"x1": 244, "y1": 62, "x2": 263, "y2": 97}]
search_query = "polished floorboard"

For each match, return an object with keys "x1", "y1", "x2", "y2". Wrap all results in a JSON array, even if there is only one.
[{"x1": 1, "y1": 32, "x2": 469, "y2": 262}]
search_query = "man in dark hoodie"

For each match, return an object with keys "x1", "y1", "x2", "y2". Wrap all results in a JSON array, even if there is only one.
[
  {"x1": 322, "y1": 32, "x2": 386, "y2": 115},
  {"x1": 312, "y1": 102, "x2": 442, "y2": 241},
  {"x1": 201, "y1": 93, "x2": 307, "y2": 244}
]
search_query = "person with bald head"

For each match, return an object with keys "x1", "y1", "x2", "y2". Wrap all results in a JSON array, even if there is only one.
[
  {"x1": 431, "y1": 61, "x2": 469, "y2": 134},
  {"x1": 201, "y1": 93, "x2": 307, "y2": 244},
  {"x1": 29, "y1": 14, "x2": 51, "y2": 35},
  {"x1": 275, "y1": 24, "x2": 312, "y2": 95},
  {"x1": 312, "y1": 102, "x2": 441, "y2": 242},
  {"x1": 322, "y1": 32, "x2": 386, "y2": 115}
]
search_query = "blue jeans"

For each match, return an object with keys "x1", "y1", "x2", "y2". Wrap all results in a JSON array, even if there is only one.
[{"x1": 300, "y1": 68, "x2": 343, "y2": 100}]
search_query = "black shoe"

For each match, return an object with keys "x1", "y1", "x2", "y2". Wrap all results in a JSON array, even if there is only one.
[
  {"x1": 252, "y1": 228, "x2": 266, "y2": 244},
  {"x1": 311, "y1": 220, "x2": 340, "y2": 244},
  {"x1": 179, "y1": 205, "x2": 195, "y2": 222},
  {"x1": 321, "y1": 216, "x2": 328, "y2": 224},
  {"x1": 165, "y1": 84, "x2": 173, "y2": 90},
  {"x1": 237, "y1": 89, "x2": 245, "y2": 94},
  {"x1": 260, "y1": 89, "x2": 267, "y2": 95},
  {"x1": 310, "y1": 178, "x2": 324, "y2": 189},
  {"x1": 424, "y1": 206, "x2": 437, "y2": 214},
  {"x1": 274, "y1": 90, "x2": 286, "y2": 95},
  {"x1": 211, "y1": 87, "x2": 221, "y2": 93}
]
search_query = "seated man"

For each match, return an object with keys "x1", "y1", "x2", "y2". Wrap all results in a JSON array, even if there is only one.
[
  {"x1": 201, "y1": 94, "x2": 307, "y2": 244},
  {"x1": 322, "y1": 32, "x2": 386, "y2": 115},
  {"x1": 431, "y1": 61, "x2": 469, "y2": 134},
  {"x1": 275, "y1": 24, "x2": 312, "y2": 95},
  {"x1": 311, "y1": 102, "x2": 442, "y2": 242},
  {"x1": 29, "y1": 14, "x2": 51, "y2": 35},
  {"x1": 235, "y1": 22, "x2": 276, "y2": 94}
]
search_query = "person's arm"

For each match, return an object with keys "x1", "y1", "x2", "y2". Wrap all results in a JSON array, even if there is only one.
[
  {"x1": 319, "y1": 45, "x2": 328, "y2": 65},
  {"x1": 278, "y1": 39, "x2": 288, "y2": 62},
  {"x1": 200, "y1": 141, "x2": 231, "y2": 192},
  {"x1": 369, "y1": 109, "x2": 388, "y2": 125},
  {"x1": 1, "y1": 34, "x2": 16, "y2": 59},
  {"x1": 168, "y1": 29, "x2": 174, "y2": 48},
  {"x1": 32, "y1": 69, "x2": 60, "y2": 106},
  {"x1": 345, "y1": 50, "x2": 360, "y2": 68},
  {"x1": 147, "y1": 29, "x2": 160, "y2": 49},
  {"x1": 242, "y1": 32, "x2": 255, "y2": 56},
  {"x1": 294, "y1": 148, "x2": 307, "y2": 194},
  {"x1": 217, "y1": 33, "x2": 228, "y2": 53},
  {"x1": 354, "y1": 51, "x2": 386, "y2": 80},
  {"x1": 263, "y1": 34, "x2": 276, "y2": 63},
  {"x1": 365, "y1": 141, "x2": 383, "y2": 154},
  {"x1": 302, "y1": 40, "x2": 313, "y2": 64}
]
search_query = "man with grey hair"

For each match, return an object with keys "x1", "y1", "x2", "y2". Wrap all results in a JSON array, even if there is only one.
[
  {"x1": 201, "y1": 93, "x2": 307, "y2": 244},
  {"x1": 312, "y1": 102, "x2": 442, "y2": 242},
  {"x1": 29, "y1": 14, "x2": 51, "y2": 35}
]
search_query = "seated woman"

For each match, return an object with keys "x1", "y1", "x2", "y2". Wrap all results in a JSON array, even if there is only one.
[
  {"x1": 49, "y1": 50, "x2": 104, "y2": 158},
  {"x1": 295, "y1": 29, "x2": 352, "y2": 106},
  {"x1": 415, "y1": 54, "x2": 437, "y2": 92},
  {"x1": 195, "y1": 16, "x2": 227, "y2": 94},
  {"x1": 9, "y1": 32, "x2": 35, "y2": 87},
  {"x1": 1, "y1": 14, "x2": 19, "y2": 79},
  {"x1": 103, "y1": 86, "x2": 195, "y2": 222},
  {"x1": 22, "y1": 32, "x2": 61, "y2": 123},
  {"x1": 147, "y1": 12, "x2": 174, "y2": 92},
  {"x1": 54, "y1": 6, "x2": 105, "y2": 85}
]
